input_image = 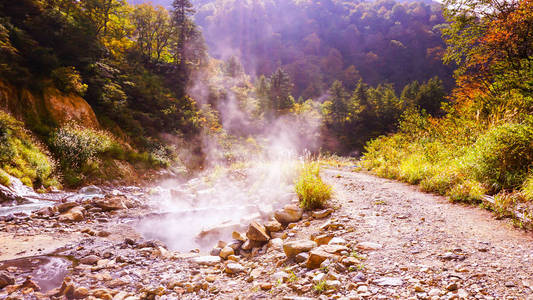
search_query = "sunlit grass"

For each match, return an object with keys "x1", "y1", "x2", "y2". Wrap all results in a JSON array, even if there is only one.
[{"x1": 295, "y1": 161, "x2": 332, "y2": 210}]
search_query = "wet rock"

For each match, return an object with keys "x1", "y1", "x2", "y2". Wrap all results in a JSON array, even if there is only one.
[
  {"x1": 80, "y1": 185, "x2": 103, "y2": 195},
  {"x1": 374, "y1": 277, "x2": 403, "y2": 286},
  {"x1": 356, "y1": 242, "x2": 383, "y2": 251},
  {"x1": 265, "y1": 220, "x2": 283, "y2": 233},
  {"x1": 220, "y1": 246, "x2": 235, "y2": 259},
  {"x1": 246, "y1": 221, "x2": 270, "y2": 242},
  {"x1": 192, "y1": 256, "x2": 221, "y2": 266},
  {"x1": 312, "y1": 209, "x2": 333, "y2": 219},
  {"x1": 225, "y1": 263, "x2": 245, "y2": 274},
  {"x1": 274, "y1": 204, "x2": 303, "y2": 224},
  {"x1": 94, "y1": 195, "x2": 127, "y2": 211},
  {"x1": 283, "y1": 240, "x2": 317, "y2": 259},
  {"x1": 80, "y1": 255, "x2": 100, "y2": 265},
  {"x1": 58, "y1": 206, "x2": 85, "y2": 222},
  {"x1": 0, "y1": 271, "x2": 15, "y2": 289},
  {"x1": 73, "y1": 287, "x2": 90, "y2": 298},
  {"x1": 57, "y1": 202, "x2": 78, "y2": 213}
]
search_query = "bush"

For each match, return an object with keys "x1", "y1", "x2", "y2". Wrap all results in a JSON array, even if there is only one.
[
  {"x1": 0, "y1": 169, "x2": 10, "y2": 186},
  {"x1": 49, "y1": 124, "x2": 121, "y2": 170},
  {"x1": 522, "y1": 174, "x2": 533, "y2": 202},
  {"x1": 447, "y1": 179, "x2": 486, "y2": 203},
  {"x1": 469, "y1": 123, "x2": 533, "y2": 191},
  {"x1": 295, "y1": 162, "x2": 332, "y2": 210}
]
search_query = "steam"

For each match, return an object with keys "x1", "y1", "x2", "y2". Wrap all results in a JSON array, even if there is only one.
[{"x1": 137, "y1": 57, "x2": 322, "y2": 252}]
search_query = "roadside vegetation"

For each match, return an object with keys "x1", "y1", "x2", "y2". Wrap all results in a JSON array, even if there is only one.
[
  {"x1": 295, "y1": 162, "x2": 333, "y2": 210},
  {"x1": 361, "y1": 0, "x2": 533, "y2": 223}
]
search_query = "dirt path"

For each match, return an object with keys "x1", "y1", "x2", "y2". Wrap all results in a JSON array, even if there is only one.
[{"x1": 320, "y1": 167, "x2": 533, "y2": 299}]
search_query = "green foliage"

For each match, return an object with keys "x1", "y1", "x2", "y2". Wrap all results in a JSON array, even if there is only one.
[
  {"x1": 49, "y1": 124, "x2": 120, "y2": 170},
  {"x1": 0, "y1": 168, "x2": 10, "y2": 186},
  {"x1": 0, "y1": 110, "x2": 55, "y2": 188},
  {"x1": 522, "y1": 175, "x2": 533, "y2": 202},
  {"x1": 295, "y1": 162, "x2": 332, "y2": 210},
  {"x1": 313, "y1": 280, "x2": 327, "y2": 294},
  {"x1": 468, "y1": 123, "x2": 533, "y2": 191},
  {"x1": 51, "y1": 66, "x2": 88, "y2": 95}
]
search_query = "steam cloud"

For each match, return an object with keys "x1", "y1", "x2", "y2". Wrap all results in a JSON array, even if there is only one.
[{"x1": 137, "y1": 57, "x2": 322, "y2": 252}]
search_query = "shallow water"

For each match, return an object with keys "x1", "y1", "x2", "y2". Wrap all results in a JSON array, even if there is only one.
[{"x1": 0, "y1": 255, "x2": 72, "y2": 292}]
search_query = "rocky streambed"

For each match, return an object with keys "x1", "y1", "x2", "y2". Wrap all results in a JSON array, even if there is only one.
[{"x1": 1, "y1": 167, "x2": 533, "y2": 300}]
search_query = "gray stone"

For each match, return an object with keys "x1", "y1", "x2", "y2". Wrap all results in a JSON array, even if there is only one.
[
  {"x1": 274, "y1": 204, "x2": 303, "y2": 224},
  {"x1": 191, "y1": 256, "x2": 221, "y2": 266},
  {"x1": 225, "y1": 263, "x2": 245, "y2": 274}
]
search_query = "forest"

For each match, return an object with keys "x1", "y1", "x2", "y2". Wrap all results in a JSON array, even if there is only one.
[{"x1": 0, "y1": 0, "x2": 533, "y2": 299}]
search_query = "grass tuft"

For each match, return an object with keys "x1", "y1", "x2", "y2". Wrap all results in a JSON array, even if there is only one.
[{"x1": 295, "y1": 162, "x2": 332, "y2": 210}]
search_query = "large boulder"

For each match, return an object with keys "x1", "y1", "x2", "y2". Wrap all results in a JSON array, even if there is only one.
[
  {"x1": 283, "y1": 240, "x2": 317, "y2": 259},
  {"x1": 0, "y1": 184, "x2": 19, "y2": 204},
  {"x1": 274, "y1": 204, "x2": 303, "y2": 224},
  {"x1": 246, "y1": 221, "x2": 270, "y2": 242}
]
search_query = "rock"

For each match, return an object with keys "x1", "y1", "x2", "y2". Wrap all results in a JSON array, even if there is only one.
[
  {"x1": 272, "y1": 271, "x2": 289, "y2": 283},
  {"x1": 295, "y1": 252, "x2": 309, "y2": 263},
  {"x1": 356, "y1": 242, "x2": 383, "y2": 251},
  {"x1": 205, "y1": 275, "x2": 216, "y2": 283},
  {"x1": 312, "y1": 209, "x2": 333, "y2": 219},
  {"x1": 246, "y1": 221, "x2": 270, "y2": 242},
  {"x1": 210, "y1": 247, "x2": 222, "y2": 256},
  {"x1": 428, "y1": 288, "x2": 441, "y2": 296},
  {"x1": 57, "y1": 202, "x2": 78, "y2": 213},
  {"x1": 80, "y1": 185, "x2": 103, "y2": 195},
  {"x1": 0, "y1": 184, "x2": 21, "y2": 204},
  {"x1": 225, "y1": 263, "x2": 245, "y2": 274},
  {"x1": 58, "y1": 206, "x2": 85, "y2": 222},
  {"x1": 0, "y1": 271, "x2": 14, "y2": 289},
  {"x1": 373, "y1": 277, "x2": 403, "y2": 286},
  {"x1": 265, "y1": 220, "x2": 283, "y2": 233},
  {"x1": 446, "y1": 282, "x2": 458, "y2": 291},
  {"x1": 227, "y1": 255, "x2": 239, "y2": 262},
  {"x1": 325, "y1": 280, "x2": 341, "y2": 290},
  {"x1": 232, "y1": 231, "x2": 247, "y2": 242},
  {"x1": 328, "y1": 237, "x2": 347, "y2": 246},
  {"x1": 94, "y1": 195, "x2": 127, "y2": 211},
  {"x1": 274, "y1": 204, "x2": 303, "y2": 224},
  {"x1": 313, "y1": 234, "x2": 334, "y2": 246},
  {"x1": 306, "y1": 245, "x2": 348, "y2": 269},
  {"x1": 312, "y1": 273, "x2": 326, "y2": 283},
  {"x1": 226, "y1": 240, "x2": 243, "y2": 251},
  {"x1": 283, "y1": 240, "x2": 317, "y2": 259},
  {"x1": 414, "y1": 285, "x2": 425, "y2": 293},
  {"x1": 504, "y1": 281, "x2": 516, "y2": 287},
  {"x1": 97, "y1": 230, "x2": 111, "y2": 237},
  {"x1": 80, "y1": 255, "x2": 100, "y2": 265},
  {"x1": 357, "y1": 285, "x2": 369, "y2": 293},
  {"x1": 457, "y1": 289, "x2": 469, "y2": 298},
  {"x1": 219, "y1": 246, "x2": 235, "y2": 259},
  {"x1": 341, "y1": 256, "x2": 358, "y2": 266},
  {"x1": 260, "y1": 283, "x2": 273, "y2": 290},
  {"x1": 191, "y1": 256, "x2": 221, "y2": 266},
  {"x1": 268, "y1": 238, "x2": 283, "y2": 251}
]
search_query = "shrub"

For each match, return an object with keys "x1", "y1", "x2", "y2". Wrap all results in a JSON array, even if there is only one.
[
  {"x1": 447, "y1": 179, "x2": 486, "y2": 203},
  {"x1": 0, "y1": 169, "x2": 9, "y2": 186},
  {"x1": 49, "y1": 124, "x2": 120, "y2": 170},
  {"x1": 468, "y1": 123, "x2": 533, "y2": 191},
  {"x1": 295, "y1": 162, "x2": 332, "y2": 210}
]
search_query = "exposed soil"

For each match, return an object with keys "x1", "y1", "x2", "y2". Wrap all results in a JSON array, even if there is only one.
[{"x1": 1, "y1": 167, "x2": 532, "y2": 299}]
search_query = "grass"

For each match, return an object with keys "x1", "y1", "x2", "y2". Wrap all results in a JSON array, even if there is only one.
[
  {"x1": 294, "y1": 161, "x2": 333, "y2": 210},
  {"x1": 313, "y1": 280, "x2": 327, "y2": 294},
  {"x1": 0, "y1": 110, "x2": 57, "y2": 188}
]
